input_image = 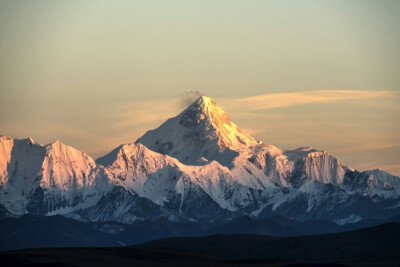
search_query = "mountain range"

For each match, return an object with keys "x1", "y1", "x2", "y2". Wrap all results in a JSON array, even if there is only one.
[{"x1": 1, "y1": 96, "x2": 399, "y2": 228}]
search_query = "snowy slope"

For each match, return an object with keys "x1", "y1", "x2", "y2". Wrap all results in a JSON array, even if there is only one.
[
  {"x1": 137, "y1": 96, "x2": 259, "y2": 167},
  {"x1": 0, "y1": 136, "x2": 112, "y2": 216},
  {"x1": 96, "y1": 143, "x2": 272, "y2": 219},
  {"x1": 0, "y1": 136, "x2": 45, "y2": 214}
]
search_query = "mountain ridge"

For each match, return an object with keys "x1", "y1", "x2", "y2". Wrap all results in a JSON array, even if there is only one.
[{"x1": 0, "y1": 95, "x2": 399, "y2": 224}]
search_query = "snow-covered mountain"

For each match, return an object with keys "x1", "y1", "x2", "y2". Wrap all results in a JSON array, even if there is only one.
[
  {"x1": 1, "y1": 96, "x2": 399, "y2": 224},
  {"x1": 137, "y1": 96, "x2": 258, "y2": 167},
  {"x1": 0, "y1": 136, "x2": 112, "y2": 216}
]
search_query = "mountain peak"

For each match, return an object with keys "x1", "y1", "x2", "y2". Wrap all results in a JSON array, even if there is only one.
[
  {"x1": 137, "y1": 96, "x2": 257, "y2": 167},
  {"x1": 190, "y1": 95, "x2": 224, "y2": 112},
  {"x1": 50, "y1": 139, "x2": 62, "y2": 145},
  {"x1": 43, "y1": 140, "x2": 96, "y2": 165},
  {"x1": 0, "y1": 135, "x2": 12, "y2": 141},
  {"x1": 184, "y1": 96, "x2": 221, "y2": 118},
  {"x1": 180, "y1": 96, "x2": 233, "y2": 130},
  {"x1": 46, "y1": 139, "x2": 65, "y2": 150},
  {"x1": 193, "y1": 95, "x2": 217, "y2": 108}
]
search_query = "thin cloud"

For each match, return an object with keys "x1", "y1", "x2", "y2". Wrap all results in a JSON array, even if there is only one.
[
  {"x1": 179, "y1": 91, "x2": 205, "y2": 108},
  {"x1": 109, "y1": 99, "x2": 182, "y2": 128},
  {"x1": 331, "y1": 140, "x2": 400, "y2": 154},
  {"x1": 222, "y1": 90, "x2": 396, "y2": 111}
]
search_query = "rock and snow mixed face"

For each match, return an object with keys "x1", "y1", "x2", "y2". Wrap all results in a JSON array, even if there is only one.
[
  {"x1": 0, "y1": 136, "x2": 111, "y2": 216},
  {"x1": 137, "y1": 96, "x2": 259, "y2": 167},
  {"x1": 0, "y1": 95, "x2": 399, "y2": 223},
  {"x1": 97, "y1": 142, "x2": 274, "y2": 216}
]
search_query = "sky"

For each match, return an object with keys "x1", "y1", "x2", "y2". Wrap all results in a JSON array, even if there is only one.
[{"x1": 0, "y1": 0, "x2": 399, "y2": 175}]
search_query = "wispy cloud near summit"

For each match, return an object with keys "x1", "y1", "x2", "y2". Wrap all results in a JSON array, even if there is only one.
[
  {"x1": 179, "y1": 91, "x2": 205, "y2": 108},
  {"x1": 222, "y1": 90, "x2": 395, "y2": 111}
]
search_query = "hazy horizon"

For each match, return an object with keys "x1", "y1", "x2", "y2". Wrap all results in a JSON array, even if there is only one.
[{"x1": 1, "y1": 0, "x2": 399, "y2": 175}]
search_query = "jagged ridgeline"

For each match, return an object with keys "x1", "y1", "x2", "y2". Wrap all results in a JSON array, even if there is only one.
[{"x1": 1, "y1": 96, "x2": 399, "y2": 224}]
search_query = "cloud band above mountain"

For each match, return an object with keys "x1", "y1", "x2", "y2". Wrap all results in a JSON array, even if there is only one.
[{"x1": 221, "y1": 90, "x2": 396, "y2": 111}]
